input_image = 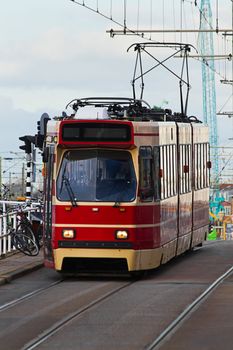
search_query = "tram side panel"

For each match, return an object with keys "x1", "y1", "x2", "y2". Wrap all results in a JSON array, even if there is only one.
[
  {"x1": 157, "y1": 123, "x2": 179, "y2": 264},
  {"x1": 176, "y1": 123, "x2": 193, "y2": 256},
  {"x1": 191, "y1": 123, "x2": 210, "y2": 247},
  {"x1": 133, "y1": 122, "x2": 162, "y2": 269},
  {"x1": 134, "y1": 122, "x2": 179, "y2": 266}
]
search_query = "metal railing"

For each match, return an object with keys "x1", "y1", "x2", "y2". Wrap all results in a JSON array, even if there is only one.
[{"x1": 0, "y1": 200, "x2": 42, "y2": 257}]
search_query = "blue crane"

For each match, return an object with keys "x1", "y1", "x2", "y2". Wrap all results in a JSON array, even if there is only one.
[{"x1": 198, "y1": 0, "x2": 221, "y2": 215}]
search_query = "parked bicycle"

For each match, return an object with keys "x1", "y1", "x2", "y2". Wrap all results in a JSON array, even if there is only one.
[{"x1": 9, "y1": 205, "x2": 43, "y2": 256}]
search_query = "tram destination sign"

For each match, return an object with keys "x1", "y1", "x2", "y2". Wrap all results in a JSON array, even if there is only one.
[{"x1": 60, "y1": 121, "x2": 132, "y2": 143}]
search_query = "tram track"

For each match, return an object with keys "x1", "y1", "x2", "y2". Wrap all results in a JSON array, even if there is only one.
[
  {"x1": 0, "y1": 280, "x2": 63, "y2": 313},
  {"x1": 23, "y1": 279, "x2": 134, "y2": 350},
  {"x1": 0, "y1": 241, "x2": 233, "y2": 350},
  {"x1": 0, "y1": 273, "x2": 136, "y2": 350},
  {"x1": 146, "y1": 265, "x2": 233, "y2": 350}
]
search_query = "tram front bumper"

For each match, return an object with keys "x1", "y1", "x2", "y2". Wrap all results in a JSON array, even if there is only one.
[{"x1": 53, "y1": 247, "x2": 162, "y2": 272}]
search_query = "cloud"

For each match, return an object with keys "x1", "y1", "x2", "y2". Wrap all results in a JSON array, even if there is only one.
[
  {"x1": 0, "y1": 96, "x2": 42, "y2": 152},
  {"x1": 0, "y1": 25, "x2": 134, "y2": 91}
]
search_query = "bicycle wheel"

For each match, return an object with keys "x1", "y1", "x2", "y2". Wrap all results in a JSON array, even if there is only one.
[
  {"x1": 16, "y1": 223, "x2": 37, "y2": 243},
  {"x1": 12, "y1": 232, "x2": 39, "y2": 256}
]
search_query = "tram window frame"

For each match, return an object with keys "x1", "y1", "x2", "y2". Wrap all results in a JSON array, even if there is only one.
[
  {"x1": 172, "y1": 144, "x2": 177, "y2": 196},
  {"x1": 166, "y1": 145, "x2": 171, "y2": 198},
  {"x1": 194, "y1": 144, "x2": 199, "y2": 190},
  {"x1": 187, "y1": 144, "x2": 191, "y2": 192},
  {"x1": 139, "y1": 146, "x2": 154, "y2": 202},
  {"x1": 194, "y1": 142, "x2": 210, "y2": 190},
  {"x1": 179, "y1": 144, "x2": 191, "y2": 194},
  {"x1": 160, "y1": 146, "x2": 164, "y2": 200},
  {"x1": 153, "y1": 146, "x2": 161, "y2": 201},
  {"x1": 203, "y1": 143, "x2": 207, "y2": 188},
  {"x1": 179, "y1": 145, "x2": 184, "y2": 194},
  {"x1": 158, "y1": 144, "x2": 177, "y2": 200},
  {"x1": 200, "y1": 144, "x2": 204, "y2": 188},
  {"x1": 207, "y1": 143, "x2": 210, "y2": 187},
  {"x1": 163, "y1": 146, "x2": 168, "y2": 198},
  {"x1": 181, "y1": 145, "x2": 185, "y2": 194}
]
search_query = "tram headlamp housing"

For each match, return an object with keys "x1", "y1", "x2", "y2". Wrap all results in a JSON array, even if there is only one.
[
  {"x1": 115, "y1": 230, "x2": 128, "y2": 240},
  {"x1": 62, "y1": 229, "x2": 76, "y2": 239}
]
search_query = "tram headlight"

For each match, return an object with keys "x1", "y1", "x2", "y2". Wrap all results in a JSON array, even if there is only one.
[
  {"x1": 62, "y1": 229, "x2": 76, "y2": 239},
  {"x1": 115, "y1": 230, "x2": 128, "y2": 240}
]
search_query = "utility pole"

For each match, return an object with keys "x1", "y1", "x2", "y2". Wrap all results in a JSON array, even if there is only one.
[{"x1": 21, "y1": 162, "x2": 25, "y2": 197}]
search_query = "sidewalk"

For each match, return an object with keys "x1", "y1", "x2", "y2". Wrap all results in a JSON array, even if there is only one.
[{"x1": 0, "y1": 251, "x2": 44, "y2": 285}]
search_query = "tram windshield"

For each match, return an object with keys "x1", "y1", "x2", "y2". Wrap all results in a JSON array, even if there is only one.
[{"x1": 57, "y1": 150, "x2": 137, "y2": 202}]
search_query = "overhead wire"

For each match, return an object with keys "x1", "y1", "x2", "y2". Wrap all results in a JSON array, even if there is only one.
[
  {"x1": 149, "y1": 0, "x2": 152, "y2": 40},
  {"x1": 182, "y1": 1, "x2": 189, "y2": 43},
  {"x1": 193, "y1": 0, "x2": 231, "y2": 80},
  {"x1": 180, "y1": 0, "x2": 183, "y2": 44},
  {"x1": 69, "y1": 0, "x2": 154, "y2": 42},
  {"x1": 123, "y1": 0, "x2": 127, "y2": 33},
  {"x1": 66, "y1": 1, "x2": 232, "y2": 175},
  {"x1": 163, "y1": 0, "x2": 165, "y2": 42},
  {"x1": 110, "y1": 0, "x2": 112, "y2": 20},
  {"x1": 173, "y1": 0, "x2": 176, "y2": 43},
  {"x1": 218, "y1": 93, "x2": 233, "y2": 114},
  {"x1": 136, "y1": 0, "x2": 140, "y2": 33},
  {"x1": 68, "y1": 0, "x2": 231, "y2": 83}
]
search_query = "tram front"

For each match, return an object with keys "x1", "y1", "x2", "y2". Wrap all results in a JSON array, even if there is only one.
[{"x1": 44, "y1": 119, "x2": 142, "y2": 273}]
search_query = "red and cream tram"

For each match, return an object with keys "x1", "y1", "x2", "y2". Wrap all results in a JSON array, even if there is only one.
[{"x1": 41, "y1": 98, "x2": 210, "y2": 274}]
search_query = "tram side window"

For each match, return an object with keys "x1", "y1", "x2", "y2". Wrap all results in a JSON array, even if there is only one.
[
  {"x1": 203, "y1": 142, "x2": 210, "y2": 188},
  {"x1": 194, "y1": 143, "x2": 209, "y2": 190},
  {"x1": 163, "y1": 146, "x2": 168, "y2": 198},
  {"x1": 159, "y1": 144, "x2": 177, "y2": 199},
  {"x1": 179, "y1": 144, "x2": 191, "y2": 194},
  {"x1": 172, "y1": 144, "x2": 177, "y2": 196},
  {"x1": 186, "y1": 144, "x2": 191, "y2": 192},
  {"x1": 194, "y1": 144, "x2": 199, "y2": 190},
  {"x1": 206, "y1": 143, "x2": 210, "y2": 187},
  {"x1": 166, "y1": 145, "x2": 171, "y2": 197},
  {"x1": 168, "y1": 144, "x2": 177, "y2": 197},
  {"x1": 139, "y1": 146, "x2": 154, "y2": 201},
  {"x1": 153, "y1": 146, "x2": 161, "y2": 201}
]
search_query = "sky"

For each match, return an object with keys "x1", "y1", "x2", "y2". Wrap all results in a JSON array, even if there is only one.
[{"x1": 0, "y1": 0, "x2": 233, "y2": 172}]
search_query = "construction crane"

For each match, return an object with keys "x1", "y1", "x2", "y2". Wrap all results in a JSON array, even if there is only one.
[{"x1": 198, "y1": 0, "x2": 222, "y2": 215}]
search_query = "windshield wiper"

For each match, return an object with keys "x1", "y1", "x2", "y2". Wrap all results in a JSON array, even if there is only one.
[
  {"x1": 62, "y1": 175, "x2": 78, "y2": 207},
  {"x1": 113, "y1": 200, "x2": 121, "y2": 208}
]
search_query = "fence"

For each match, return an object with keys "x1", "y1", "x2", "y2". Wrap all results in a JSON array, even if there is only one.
[{"x1": 0, "y1": 200, "x2": 42, "y2": 257}]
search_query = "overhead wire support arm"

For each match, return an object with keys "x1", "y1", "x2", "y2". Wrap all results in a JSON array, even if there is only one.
[
  {"x1": 183, "y1": 54, "x2": 232, "y2": 60},
  {"x1": 127, "y1": 42, "x2": 195, "y2": 116},
  {"x1": 107, "y1": 29, "x2": 233, "y2": 35}
]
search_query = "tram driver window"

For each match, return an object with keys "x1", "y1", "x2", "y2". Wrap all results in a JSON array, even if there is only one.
[{"x1": 139, "y1": 146, "x2": 154, "y2": 201}]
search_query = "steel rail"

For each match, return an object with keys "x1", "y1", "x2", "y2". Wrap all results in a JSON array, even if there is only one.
[
  {"x1": 146, "y1": 265, "x2": 233, "y2": 350},
  {"x1": 0, "y1": 280, "x2": 63, "y2": 312},
  {"x1": 24, "y1": 280, "x2": 134, "y2": 350}
]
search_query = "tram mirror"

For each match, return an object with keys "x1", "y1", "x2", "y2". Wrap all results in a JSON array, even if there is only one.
[{"x1": 42, "y1": 147, "x2": 49, "y2": 163}]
